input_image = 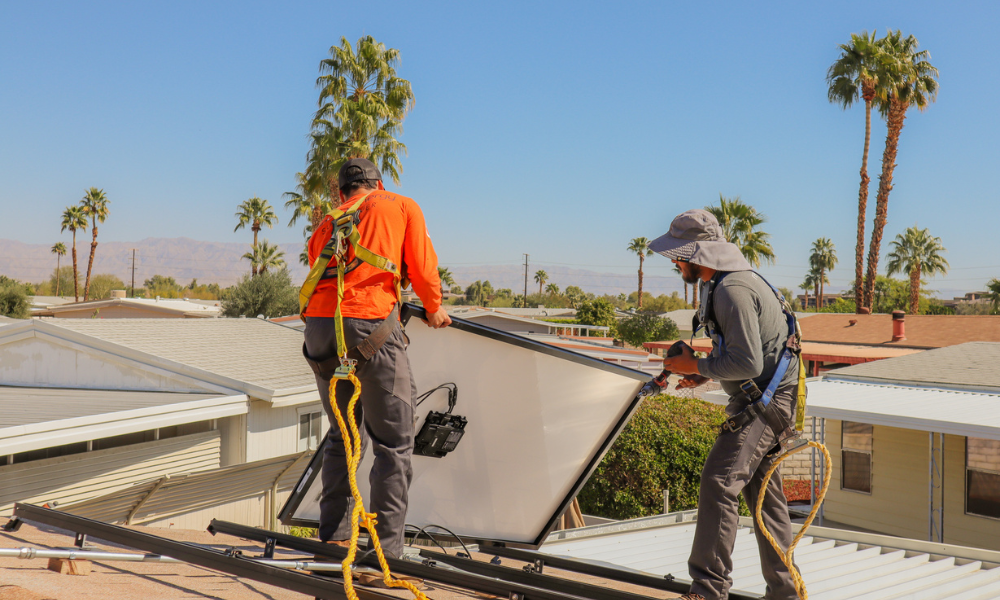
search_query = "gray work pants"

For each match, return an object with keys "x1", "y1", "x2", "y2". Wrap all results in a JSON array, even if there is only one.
[
  {"x1": 688, "y1": 386, "x2": 798, "y2": 600},
  {"x1": 304, "y1": 316, "x2": 417, "y2": 559}
]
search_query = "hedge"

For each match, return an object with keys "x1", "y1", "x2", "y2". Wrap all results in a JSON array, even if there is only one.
[{"x1": 578, "y1": 394, "x2": 749, "y2": 520}]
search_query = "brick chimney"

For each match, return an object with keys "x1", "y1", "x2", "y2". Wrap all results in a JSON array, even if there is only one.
[{"x1": 891, "y1": 310, "x2": 906, "y2": 342}]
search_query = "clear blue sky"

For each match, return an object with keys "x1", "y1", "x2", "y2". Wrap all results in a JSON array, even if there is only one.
[{"x1": 2, "y1": 0, "x2": 998, "y2": 296}]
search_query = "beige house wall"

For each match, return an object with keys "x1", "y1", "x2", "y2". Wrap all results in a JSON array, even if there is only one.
[{"x1": 822, "y1": 419, "x2": 1000, "y2": 551}]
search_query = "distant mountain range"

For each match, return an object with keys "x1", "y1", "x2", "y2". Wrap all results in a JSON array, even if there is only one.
[{"x1": 0, "y1": 237, "x2": 967, "y2": 299}]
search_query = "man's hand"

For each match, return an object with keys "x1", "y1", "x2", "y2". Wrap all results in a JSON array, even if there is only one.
[
  {"x1": 662, "y1": 342, "x2": 699, "y2": 376},
  {"x1": 675, "y1": 374, "x2": 710, "y2": 390},
  {"x1": 424, "y1": 307, "x2": 452, "y2": 329}
]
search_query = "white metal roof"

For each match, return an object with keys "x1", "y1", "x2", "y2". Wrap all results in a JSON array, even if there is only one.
[
  {"x1": 0, "y1": 387, "x2": 247, "y2": 455},
  {"x1": 541, "y1": 514, "x2": 1000, "y2": 599}
]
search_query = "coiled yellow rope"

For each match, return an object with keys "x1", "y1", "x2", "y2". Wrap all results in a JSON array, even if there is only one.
[
  {"x1": 754, "y1": 441, "x2": 832, "y2": 600},
  {"x1": 328, "y1": 374, "x2": 431, "y2": 600}
]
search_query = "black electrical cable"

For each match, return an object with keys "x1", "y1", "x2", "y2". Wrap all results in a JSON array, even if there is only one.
[
  {"x1": 404, "y1": 524, "x2": 450, "y2": 554},
  {"x1": 420, "y1": 524, "x2": 473, "y2": 558},
  {"x1": 414, "y1": 383, "x2": 458, "y2": 414}
]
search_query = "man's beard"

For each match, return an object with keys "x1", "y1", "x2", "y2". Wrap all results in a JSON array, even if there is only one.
[{"x1": 681, "y1": 263, "x2": 702, "y2": 285}]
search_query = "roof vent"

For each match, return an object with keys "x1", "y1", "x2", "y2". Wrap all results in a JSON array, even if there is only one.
[
  {"x1": 891, "y1": 310, "x2": 906, "y2": 342},
  {"x1": 848, "y1": 319, "x2": 857, "y2": 326}
]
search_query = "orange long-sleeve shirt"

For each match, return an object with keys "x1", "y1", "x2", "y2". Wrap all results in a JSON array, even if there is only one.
[{"x1": 304, "y1": 190, "x2": 442, "y2": 319}]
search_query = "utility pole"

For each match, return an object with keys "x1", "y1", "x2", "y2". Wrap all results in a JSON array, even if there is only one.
[
  {"x1": 523, "y1": 254, "x2": 529, "y2": 308},
  {"x1": 130, "y1": 249, "x2": 136, "y2": 298}
]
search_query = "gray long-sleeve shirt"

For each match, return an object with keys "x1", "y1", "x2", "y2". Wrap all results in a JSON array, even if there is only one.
[{"x1": 696, "y1": 271, "x2": 798, "y2": 397}]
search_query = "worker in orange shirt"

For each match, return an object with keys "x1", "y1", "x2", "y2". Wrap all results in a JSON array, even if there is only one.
[{"x1": 301, "y1": 158, "x2": 451, "y2": 558}]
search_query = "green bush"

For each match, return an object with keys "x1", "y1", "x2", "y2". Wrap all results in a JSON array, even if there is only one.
[
  {"x1": 0, "y1": 276, "x2": 31, "y2": 319},
  {"x1": 579, "y1": 394, "x2": 748, "y2": 520},
  {"x1": 221, "y1": 268, "x2": 298, "y2": 318},
  {"x1": 616, "y1": 312, "x2": 680, "y2": 347}
]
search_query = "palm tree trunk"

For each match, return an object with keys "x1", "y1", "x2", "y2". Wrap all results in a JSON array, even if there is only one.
[
  {"x1": 71, "y1": 233, "x2": 79, "y2": 302},
  {"x1": 910, "y1": 265, "x2": 921, "y2": 315},
  {"x1": 864, "y1": 98, "x2": 908, "y2": 310},
  {"x1": 637, "y1": 256, "x2": 644, "y2": 310},
  {"x1": 55, "y1": 255, "x2": 61, "y2": 296},
  {"x1": 814, "y1": 282, "x2": 819, "y2": 310},
  {"x1": 856, "y1": 97, "x2": 873, "y2": 313},
  {"x1": 819, "y1": 269, "x2": 825, "y2": 310},
  {"x1": 311, "y1": 203, "x2": 324, "y2": 231},
  {"x1": 683, "y1": 282, "x2": 688, "y2": 305},
  {"x1": 84, "y1": 224, "x2": 98, "y2": 301},
  {"x1": 692, "y1": 281, "x2": 699, "y2": 310},
  {"x1": 252, "y1": 225, "x2": 260, "y2": 277},
  {"x1": 804, "y1": 291, "x2": 810, "y2": 311}
]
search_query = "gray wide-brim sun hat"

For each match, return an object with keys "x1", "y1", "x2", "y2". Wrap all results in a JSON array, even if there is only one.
[{"x1": 649, "y1": 209, "x2": 753, "y2": 272}]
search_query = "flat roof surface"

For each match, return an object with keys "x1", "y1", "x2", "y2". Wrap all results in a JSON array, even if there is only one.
[
  {"x1": 541, "y1": 514, "x2": 1000, "y2": 599},
  {"x1": 827, "y1": 341, "x2": 1000, "y2": 390}
]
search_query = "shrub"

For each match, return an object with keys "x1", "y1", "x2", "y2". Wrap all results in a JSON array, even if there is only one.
[
  {"x1": 0, "y1": 277, "x2": 31, "y2": 319},
  {"x1": 221, "y1": 268, "x2": 298, "y2": 318},
  {"x1": 578, "y1": 394, "x2": 749, "y2": 519},
  {"x1": 616, "y1": 313, "x2": 679, "y2": 347}
]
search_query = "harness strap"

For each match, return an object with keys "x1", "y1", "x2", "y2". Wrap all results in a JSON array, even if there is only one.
[{"x1": 301, "y1": 304, "x2": 402, "y2": 376}]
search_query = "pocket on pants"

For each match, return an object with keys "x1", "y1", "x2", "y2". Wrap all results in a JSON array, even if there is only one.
[{"x1": 724, "y1": 418, "x2": 768, "y2": 487}]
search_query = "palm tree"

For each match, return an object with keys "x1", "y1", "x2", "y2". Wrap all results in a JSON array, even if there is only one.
[
  {"x1": 242, "y1": 240, "x2": 286, "y2": 275},
  {"x1": 863, "y1": 31, "x2": 939, "y2": 310},
  {"x1": 885, "y1": 226, "x2": 948, "y2": 314},
  {"x1": 705, "y1": 195, "x2": 776, "y2": 267},
  {"x1": 50, "y1": 242, "x2": 67, "y2": 296},
  {"x1": 309, "y1": 36, "x2": 415, "y2": 198},
  {"x1": 234, "y1": 197, "x2": 278, "y2": 276},
  {"x1": 79, "y1": 187, "x2": 110, "y2": 301},
  {"x1": 284, "y1": 171, "x2": 332, "y2": 233},
  {"x1": 828, "y1": 31, "x2": 888, "y2": 313},
  {"x1": 800, "y1": 272, "x2": 816, "y2": 311},
  {"x1": 60, "y1": 206, "x2": 88, "y2": 302},
  {"x1": 534, "y1": 270, "x2": 548, "y2": 295},
  {"x1": 986, "y1": 278, "x2": 1000, "y2": 315},
  {"x1": 545, "y1": 283, "x2": 560, "y2": 295},
  {"x1": 673, "y1": 264, "x2": 689, "y2": 305},
  {"x1": 438, "y1": 267, "x2": 455, "y2": 294},
  {"x1": 809, "y1": 238, "x2": 838, "y2": 308},
  {"x1": 627, "y1": 237, "x2": 653, "y2": 310}
]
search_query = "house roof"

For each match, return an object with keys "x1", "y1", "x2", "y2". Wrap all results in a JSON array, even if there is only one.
[
  {"x1": 826, "y1": 341, "x2": 1000, "y2": 390},
  {"x1": 798, "y1": 313, "x2": 1000, "y2": 348},
  {"x1": 0, "y1": 319, "x2": 317, "y2": 403},
  {"x1": 0, "y1": 387, "x2": 247, "y2": 455},
  {"x1": 542, "y1": 512, "x2": 1000, "y2": 599},
  {"x1": 35, "y1": 297, "x2": 221, "y2": 318},
  {"x1": 671, "y1": 338, "x2": 924, "y2": 364},
  {"x1": 453, "y1": 308, "x2": 609, "y2": 330}
]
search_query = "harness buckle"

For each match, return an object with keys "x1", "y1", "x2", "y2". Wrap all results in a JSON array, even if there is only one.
[
  {"x1": 333, "y1": 357, "x2": 357, "y2": 379},
  {"x1": 740, "y1": 380, "x2": 763, "y2": 401}
]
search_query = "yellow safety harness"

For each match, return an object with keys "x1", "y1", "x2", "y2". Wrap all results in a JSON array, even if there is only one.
[{"x1": 298, "y1": 195, "x2": 428, "y2": 600}]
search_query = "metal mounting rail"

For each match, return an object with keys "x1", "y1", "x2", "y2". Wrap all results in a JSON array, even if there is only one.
[
  {"x1": 9, "y1": 504, "x2": 388, "y2": 600},
  {"x1": 418, "y1": 549, "x2": 668, "y2": 600},
  {"x1": 208, "y1": 519, "x2": 631, "y2": 600},
  {"x1": 481, "y1": 545, "x2": 759, "y2": 600}
]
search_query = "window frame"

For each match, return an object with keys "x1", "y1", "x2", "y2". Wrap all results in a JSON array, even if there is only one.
[
  {"x1": 840, "y1": 421, "x2": 873, "y2": 495},
  {"x1": 297, "y1": 406, "x2": 325, "y2": 453},
  {"x1": 965, "y1": 436, "x2": 1000, "y2": 521}
]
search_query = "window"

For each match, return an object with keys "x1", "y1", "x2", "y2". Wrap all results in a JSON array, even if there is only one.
[
  {"x1": 967, "y1": 437, "x2": 1000, "y2": 519},
  {"x1": 299, "y1": 410, "x2": 324, "y2": 452},
  {"x1": 842, "y1": 422, "x2": 872, "y2": 493}
]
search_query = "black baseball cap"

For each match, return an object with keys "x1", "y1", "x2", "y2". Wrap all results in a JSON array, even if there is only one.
[{"x1": 338, "y1": 158, "x2": 383, "y2": 189}]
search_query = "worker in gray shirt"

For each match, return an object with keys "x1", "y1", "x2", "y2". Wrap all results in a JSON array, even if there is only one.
[{"x1": 653, "y1": 209, "x2": 800, "y2": 600}]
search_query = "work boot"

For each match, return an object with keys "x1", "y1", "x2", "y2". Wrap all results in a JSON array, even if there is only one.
[{"x1": 677, "y1": 595, "x2": 706, "y2": 600}]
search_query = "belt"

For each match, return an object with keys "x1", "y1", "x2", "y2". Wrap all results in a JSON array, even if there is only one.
[{"x1": 302, "y1": 304, "x2": 402, "y2": 377}]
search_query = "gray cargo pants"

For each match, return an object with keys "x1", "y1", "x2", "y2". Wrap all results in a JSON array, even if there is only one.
[
  {"x1": 304, "y1": 316, "x2": 417, "y2": 559},
  {"x1": 688, "y1": 385, "x2": 798, "y2": 600}
]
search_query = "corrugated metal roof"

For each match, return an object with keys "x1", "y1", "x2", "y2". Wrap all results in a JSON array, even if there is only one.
[
  {"x1": 541, "y1": 516, "x2": 1000, "y2": 599},
  {"x1": 22, "y1": 318, "x2": 315, "y2": 398}
]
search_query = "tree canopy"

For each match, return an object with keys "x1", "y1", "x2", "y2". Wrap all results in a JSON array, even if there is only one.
[
  {"x1": 705, "y1": 195, "x2": 775, "y2": 267},
  {"x1": 221, "y1": 268, "x2": 298, "y2": 318}
]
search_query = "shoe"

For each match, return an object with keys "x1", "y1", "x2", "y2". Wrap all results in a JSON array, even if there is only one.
[{"x1": 677, "y1": 595, "x2": 706, "y2": 600}]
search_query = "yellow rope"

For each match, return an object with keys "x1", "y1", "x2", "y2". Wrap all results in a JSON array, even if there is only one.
[
  {"x1": 328, "y1": 374, "x2": 431, "y2": 600},
  {"x1": 754, "y1": 441, "x2": 832, "y2": 600}
]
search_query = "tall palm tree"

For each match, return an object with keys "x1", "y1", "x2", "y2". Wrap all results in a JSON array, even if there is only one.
[
  {"x1": 438, "y1": 267, "x2": 455, "y2": 294},
  {"x1": 50, "y1": 242, "x2": 67, "y2": 296},
  {"x1": 310, "y1": 36, "x2": 415, "y2": 198},
  {"x1": 79, "y1": 187, "x2": 110, "y2": 301},
  {"x1": 60, "y1": 206, "x2": 88, "y2": 302},
  {"x1": 627, "y1": 237, "x2": 653, "y2": 310},
  {"x1": 800, "y1": 272, "x2": 817, "y2": 311},
  {"x1": 809, "y1": 238, "x2": 838, "y2": 308},
  {"x1": 545, "y1": 283, "x2": 560, "y2": 295},
  {"x1": 828, "y1": 31, "x2": 888, "y2": 313},
  {"x1": 534, "y1": 270, "x2": 548, "y2": 295},
  {"x1": 885, "y1": 226, "x2": 948, "y2": 314},
  {"x1": 234, "y1": 197, "x2": 278, "y2": 276},
  {"x1": 863, "y1": 31, "x2": 939, "y2": 310},
  {"x1": 242, "y1": 240, "x2": 286, "y2": 275},
  {"x1": 705, "y1": 195, "x2": 776, "y2": 267},
  {"x1": 284, "y1": 171, "x2": 332, "y2": 233}
]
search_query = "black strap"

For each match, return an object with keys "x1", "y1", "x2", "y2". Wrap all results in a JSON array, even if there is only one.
[{"x1": 302, "y1": 304, "x2": 402, "y2": 376}]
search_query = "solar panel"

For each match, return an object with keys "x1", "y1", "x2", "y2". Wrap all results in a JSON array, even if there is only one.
[{"x1": 280, "y1": 304, "x2": 648, "y2": 547}]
